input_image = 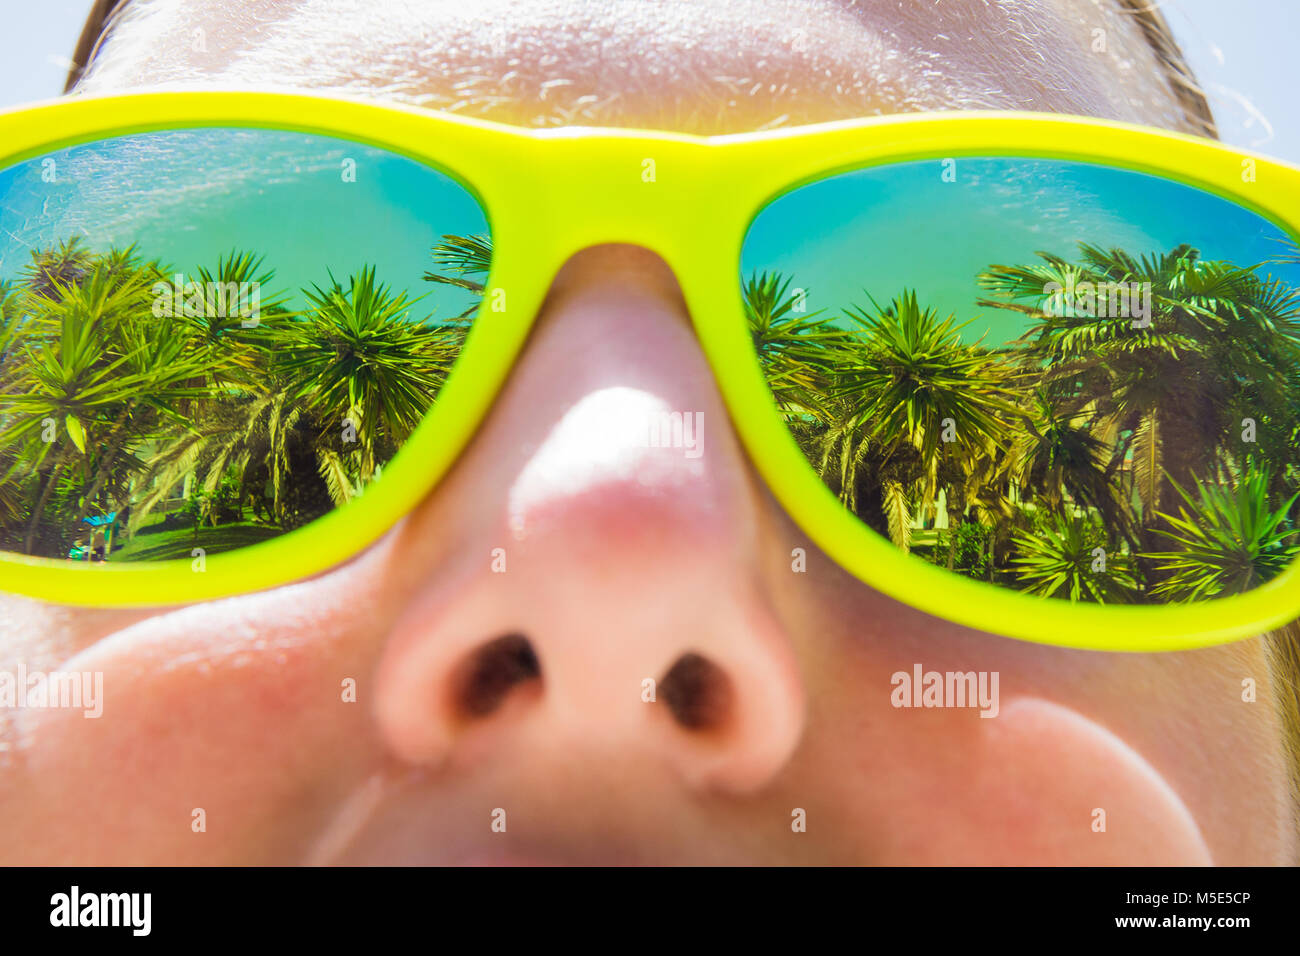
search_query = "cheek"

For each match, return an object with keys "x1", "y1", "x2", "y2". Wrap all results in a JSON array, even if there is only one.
[
  {"x1": 0, "y1": 575, "x2": 391, "y2": 865},
  {"x1": 784, "y1": 564, "x2": 1218, "y2": 865},
  {"x1": 918, "y1": 697, "x2": 1213, "y2": 865}
]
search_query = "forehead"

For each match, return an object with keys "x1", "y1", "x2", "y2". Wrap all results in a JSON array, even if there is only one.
[{"x1": 77, "y1": 0, "x2": 1193, "y2": 134}]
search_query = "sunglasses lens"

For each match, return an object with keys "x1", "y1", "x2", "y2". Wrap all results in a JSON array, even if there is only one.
[
  {"x1": 0, "y1": 128, "x2": 490, "y2": 562},
  {"x1": 741, "y1": 156, "x2": 1300, "y2": 604}
]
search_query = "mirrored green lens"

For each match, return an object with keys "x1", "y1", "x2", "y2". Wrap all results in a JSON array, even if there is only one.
[
  {"x1": 0, "y1": 128, "x2": 490, "y2": 562},
  {"x1": 742, "y1": 157, "x2": 1300, "y2": 604}
]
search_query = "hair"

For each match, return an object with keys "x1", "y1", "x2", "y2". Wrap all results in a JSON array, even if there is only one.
[
  {"x1": 1266, "y1": 622, "x2": 1300, "y2": 845},
  {"x1": 60, "y1": 0, "x2": 1296, "y2": 852},
  {"x1": 1115, "y1": 0, "x2": 1217, "y2": 138},
  {"x1": 66, "y1": 0, "x2": 128, "y2": 93}
]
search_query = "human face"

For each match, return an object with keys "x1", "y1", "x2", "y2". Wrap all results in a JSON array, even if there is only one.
[{"x1": 0, "y1": 0, "x2": 1292, "y2": 864}]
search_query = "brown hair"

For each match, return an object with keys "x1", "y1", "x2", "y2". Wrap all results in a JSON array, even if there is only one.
[
  {"x1": 1116, "y1": 0, "x2": 1217, "y2": 137},
  {"x1": 65, "y1": 0, "x2": 129, "y2": 93},
  {"x1": 1266, "y1": 622, "x2": 1300, "y2": 846}
]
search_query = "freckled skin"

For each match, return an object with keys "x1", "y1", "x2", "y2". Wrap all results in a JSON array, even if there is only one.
[{"x1": 0, "y1": 0, "x2": 1292, "y2": 863}]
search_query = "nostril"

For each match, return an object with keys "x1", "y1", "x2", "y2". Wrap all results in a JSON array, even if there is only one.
[
  {"x1": 453, "y1": 633, "x2": 542, "y2": 718},
  {"x1": 660, "y1": 653, "x2": 733, "y2": 731}
]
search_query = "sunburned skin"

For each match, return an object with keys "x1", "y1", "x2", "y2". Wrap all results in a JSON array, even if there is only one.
[{"x1": 0, "y1": 0, "x2": 1293, "y2": 864}]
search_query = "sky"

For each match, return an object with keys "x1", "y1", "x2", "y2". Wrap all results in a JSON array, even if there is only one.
[
  {"x1": 741, "y1": 155, "x2": 1300, "y2": 343},
  {"x1": 0, "y1": 127, "x2": 487, "y2": 316}
]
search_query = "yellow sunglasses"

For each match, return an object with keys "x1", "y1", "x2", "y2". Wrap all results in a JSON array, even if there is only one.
[{"x1": 0, "y1": 90, "x2": 1298, "y2": 653}]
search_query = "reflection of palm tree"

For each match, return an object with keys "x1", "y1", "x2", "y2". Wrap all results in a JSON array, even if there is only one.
[
  {"x1": 424, "y1": 233, "x2": 492, "y2": 317},
  {"x1": 772, "y1": 289, "x2": 1017, "y2": 554},
  {"x1": 1010, "y1": 512, "x2": 1138, "y2": 603},
  {"x1": 1146, "y1": 467, "x2": 1299, "y2": 600},
  {"x1": 0, "y1": 283, "x2": 26, "y2": 530},
  {"x1": 137, "y1": 265, "x2": 465, "y2": 524},
  {"x1": 955, "y1": 441, "x2": 1026, "y2": 573},
  {"x1": 0, "y1": 258, "x2": 206, "y2": 552},
  {"x1": 1006, "y1": 388, "x2": 1135, "y2": 553},
  {"x1": 834, "y1": 290, "x2": 1017, "y2": 526},
  {"x1": 754, "y1": 243, "x2": 1298, "y2": 603},
  {"x1": 126, "y1": 250, "x2": 300, "y2": 526},
  {"x1": 1009, "y1": 392, "x2": 1103, "y2": 511},
  {"x1": 742, "y1": 271, "x2": 844, "y2": 415},
  {"x1": 792, "y1": 393, "x2": 924, "y2": 548},
  {"x1": 71, "y1": 274, "x2": 213, "y2": 529},
  {"x1": 0, "y1": 279, "x2": 22, "y2": 390},
  {"x1": 278, "y1": 267, "x2": 463, "y2": 484},
  {"x1": 2, "y1": 239, "x2": 488, "y2": 555},
  {"x1": 132, "y1": 389, "x2": 309, "y2": 529},
  {"x1": 183, "y1": 249, "x2": 291, "y2": 381},
  {"x1": 3, "y1": 226, "x2": 1296, "y2": 606},
  {"x1": 980, "y1": 243, "x2": 1300, "y2": 531},
  {"x1": 22, "y1": 236, "x2": 93, "y2": 300}
]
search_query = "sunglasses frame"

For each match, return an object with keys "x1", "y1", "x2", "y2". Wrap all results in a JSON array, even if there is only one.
[{"x1": 1, "y1": 90, "x2": 1298, "y2": 651}]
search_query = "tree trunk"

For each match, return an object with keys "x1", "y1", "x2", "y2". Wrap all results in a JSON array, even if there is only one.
[{"x1": 24, "y1": 443, "x2": 69, "y2": 554}]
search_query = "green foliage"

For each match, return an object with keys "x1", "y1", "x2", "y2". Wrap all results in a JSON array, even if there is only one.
[
  {"x1": 836, "y1": 290, "x2": 1017, "y2": 465},
  {"x1": 1010, "y1": 512, "x2": 1138, "y2": 603},
  {"x1": 934, "y1": 522, "x2": 993, "y2": 580},
  {"x1": 980, "y1": 241, "x2": 1300, "y2": 532},
  {"x1": 749, "y1": 244, "x2": 1300, "y2": 610},
  {"x1": 742, "y1": 270, "x2": 845, "y2": 414},
  {"x1": 282, "y1": 267, "x2": 457, "y2": 450},
  {"x1": 424, "y1": 233, "x2": 492, "y2": 316},
  {"x1": 1145, "y1": 468, "x2": 1300, "y2": 600},
  {"x1": 0, "y1": 240, "x2": 478, "y2": 556},
  {"x1": 2, "y1": 226, "x2": 1298, "y2": 610}
]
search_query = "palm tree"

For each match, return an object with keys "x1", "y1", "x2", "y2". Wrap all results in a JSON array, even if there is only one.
[
  {"x1": 792, "y1": 396, "x2": 927, "y2": 549},
  {"x1": 1001, "y1": 387, "x2": 1141, "y2": 559},
  {"x1": 130, "y1": 388, "x2": 320, "y2": 530},
  {"x1": 424, "y1": 233, "x2": 492, "y2": 317},
  {"x1": 952, "y1": 436, "x2": 1031, "y2": 574},
  {"x1": 0, "y1": 279, "x2": 23, "y2": 389},
  {"x1": 183, "y1": 249, "x2": 292, "y2": 375},
  {"x1": 70, "y1": 291, "x2": 214, "y2": 528},
  {"x1": 276, "y1": 267, "x2": 465, "y2": 484},
  {"x1": 777, "y1": 290, "x2": 1018, "y2": 555},
  {"x1": 22, "y1": 237, "x2": 93, "y2": 300},
  {"x1": 741, "y1": 269, "x2": 932, "y2": 545},
  {"x1": 979, "y1": 243, "x2": 1300, "y2": 534},
  {"x1": 133, "y1": 261, "x2": 465, "y2": 531},
  {"x1": 1010, "y1": 512, "x2": 1138, "y2": 603},
  {"x1": 742, "y1": 270, "x2": 847, "y2": 415},
  {"x1": 832, "y1": 290, "x2": 1018, "y2": 526},
  {"x1": 0, "y1": 256, "x2": 207, "y2": 553},
  {"x1": 1144, "y1": 468, "x2": 1299, "y2": 601}
]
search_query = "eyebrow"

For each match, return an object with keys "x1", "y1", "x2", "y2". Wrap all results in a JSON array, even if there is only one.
[{"x1": 66, "y1": 0, "x2": 1217, "y2": 140}]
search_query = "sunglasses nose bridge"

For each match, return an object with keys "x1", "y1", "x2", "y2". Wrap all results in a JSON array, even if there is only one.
[{"x1": 523, "y1": 135, "x2": 745, "y2": 272}]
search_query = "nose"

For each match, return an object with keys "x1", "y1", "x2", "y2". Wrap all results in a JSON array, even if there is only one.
[{"x1": 371, "y1": 246, "x2": 806, "y2": 794}]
